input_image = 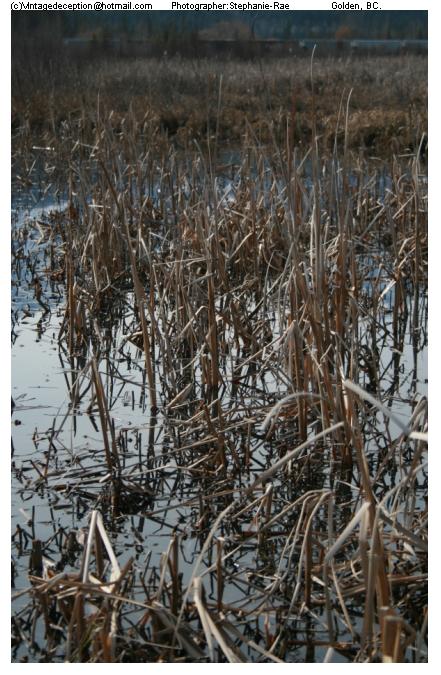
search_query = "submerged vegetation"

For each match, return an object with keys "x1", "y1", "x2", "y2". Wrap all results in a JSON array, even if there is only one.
[{"x1": 11, "y1": 51, "x2": 427, "y2": 663}]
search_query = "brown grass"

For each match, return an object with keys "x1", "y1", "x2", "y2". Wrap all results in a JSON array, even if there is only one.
[
  {"x1": 12, "y1": 54, "x2": 427, "y2": 154},
  {"x1": 11, "y1": 55, "x2": 427, "y2": 663}
]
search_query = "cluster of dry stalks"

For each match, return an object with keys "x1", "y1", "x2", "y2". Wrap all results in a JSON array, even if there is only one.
[
  {"x1": 11, "y1": 74, "x2": 427, "y2": 663},
  {"x1": 12, "y1": 54, "x2": 427, "y2": 153}
]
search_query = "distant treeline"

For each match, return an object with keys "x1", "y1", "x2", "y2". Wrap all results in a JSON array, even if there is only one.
[
  {"x1": 55, "y1": 36, "x2": 427, "y2": 61},
  {"x1": 12, "y1": 10, "x2": 428, "y2": 70},
  {"x1": 12, "y1": 10, "x2": 427, "y2": 42}
]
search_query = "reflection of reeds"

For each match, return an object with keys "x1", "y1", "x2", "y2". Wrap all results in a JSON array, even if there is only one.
[{"x1": 11, "y1": 82, "x2": 427, "y2": 663}]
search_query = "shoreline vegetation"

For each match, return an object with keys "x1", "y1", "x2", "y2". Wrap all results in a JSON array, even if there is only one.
[
  {"x1": 12, "y1": 54, "x2": 427, "y2": 155},
  {"x1": 11, "y1": 48, "x2": 427, "y2": 663}
]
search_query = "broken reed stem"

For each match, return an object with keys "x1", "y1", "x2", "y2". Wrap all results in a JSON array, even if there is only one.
[
  {"x1": 91, "y1": 358, "x2": 121, "y2": 507},
  {"x1": 216, "y1": 538, "x2": 224, "y2": 613}
]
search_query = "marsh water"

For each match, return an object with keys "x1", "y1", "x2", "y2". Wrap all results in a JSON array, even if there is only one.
[{"x1": 11, "y1": 158, "x2": 428, "y2": 662}]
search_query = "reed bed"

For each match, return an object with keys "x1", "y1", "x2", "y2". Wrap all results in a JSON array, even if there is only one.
[
  {"x1": 12, "y1": 53, "x2": 427, "y2": 153},
  {"x1": 11, "y1": 70, "x2": 427, "y2": 663}
]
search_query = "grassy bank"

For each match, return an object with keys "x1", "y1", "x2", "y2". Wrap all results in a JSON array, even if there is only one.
[{"x1": 12, "y1": 54, "x2": 427, "y2": 155}]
